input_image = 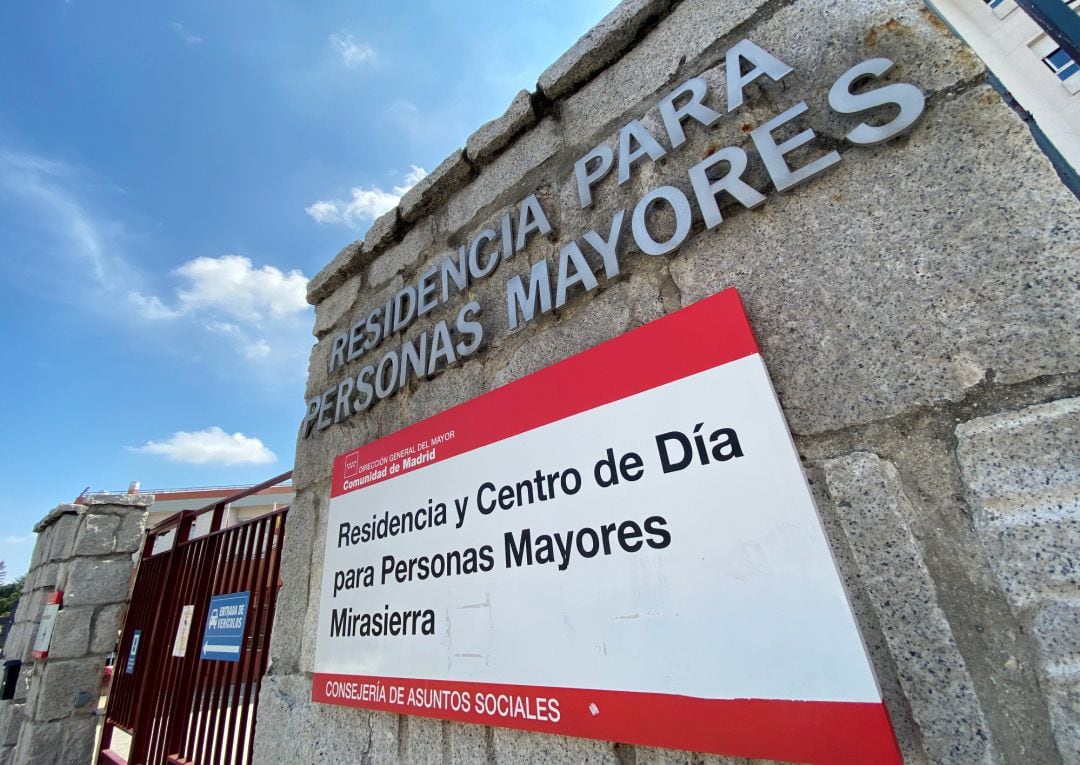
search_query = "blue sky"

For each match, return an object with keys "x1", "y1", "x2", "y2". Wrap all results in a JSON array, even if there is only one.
[{"x1": 0, "y1": 0, "x2": 615, "y2": 578}]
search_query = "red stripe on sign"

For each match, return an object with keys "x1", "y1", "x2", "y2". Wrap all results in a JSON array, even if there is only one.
[
  {"x1": 332, "y1": 288, "x2": 758, "y2": 497},
  {"x1": 311, "y1": 673, "x2": 901, "y2": 765}
]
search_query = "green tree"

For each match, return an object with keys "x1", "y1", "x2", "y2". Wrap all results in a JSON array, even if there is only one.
[{"x1": 0, "y1": 576, "x2": 23, "y2": 622}]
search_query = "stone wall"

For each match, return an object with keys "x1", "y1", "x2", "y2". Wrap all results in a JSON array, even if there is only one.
[
  {"x1": 0, "y1": 494, "x2": 150, "y2": 765},
  {"x1": 257, "y1": 1, "x2": 1080, "y2": 763}
]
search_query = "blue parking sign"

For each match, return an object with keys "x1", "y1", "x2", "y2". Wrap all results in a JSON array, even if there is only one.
[{"x1": 201, "y1": 591, "x2": 250, "y2": 662}]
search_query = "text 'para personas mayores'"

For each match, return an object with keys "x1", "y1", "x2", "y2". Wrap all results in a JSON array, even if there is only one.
[{"x1": 327, "y1": 423, "x2": 742, "y2": 639}]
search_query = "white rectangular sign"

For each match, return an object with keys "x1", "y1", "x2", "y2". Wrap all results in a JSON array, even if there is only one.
[
  {"x1": 172, "y1": 604, "x2": 194, "y2": 658},
  {"x1": 312, "y1": 289, "x2": 900, "y2": 765}
]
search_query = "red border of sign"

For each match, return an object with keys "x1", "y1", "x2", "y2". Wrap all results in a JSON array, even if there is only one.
[
  {"x1": 331, "y1": 288, "x2": 759, "y2": 498},
  {"x1": 319, "y1": 288, "x2": 902, "y2": 765},
  {"x1": 311, "y1": 673, "x2": 900, "y2": 765}
]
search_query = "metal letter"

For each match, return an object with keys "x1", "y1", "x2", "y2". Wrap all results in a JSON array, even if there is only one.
[
  {"x1": 516, "y1": 194, "x2": 552, "y2": 252},
  {"x1": 750, "y1": 101, "x2": 840, "y2": 192},
  {"x1": 688, "y1": 147, "x2": 767, "y2": 229},
  {"x1": 468, "y1": 229, "x2": 499, "y2": 279},
  {"x1": 631, "y1": 186, "x2": 693, "y2": 256},
  {"x1": 582, "y1": 209, "x2": 626, "y2": 279},
  {"x1": 416, "y1": 265, "x2": 440, "y2": 316},
  {"x1": 555, "y1": 241, "x2": 600, "y2": 309},
  {"x1": 574, "y1": 143, "x2": 614, "y2": 209},
  {"x1": 506, "y1": 260, "x2": 553, "y2": 331},
  {"x1": 828, "y1": 58, "x2": 925, "y2": 145},
  {"x1": 660, "y1": 77, "x2": 722, "y2": 148},
  {"x1": 618, "y1": 120, "x2": 668, "y2": 185},
  {"x1": 726, "y1": 39, "x2": 793, "y2": 112},
  {"x1": 455, "y1": 301, "x2": 484, "y2": 356},
  {"x1": 439, "y1": 249, "x2": 470, "y2": 303},
  {"x1": 327, "y1": 332, "x2": 347, "y2": 374}
]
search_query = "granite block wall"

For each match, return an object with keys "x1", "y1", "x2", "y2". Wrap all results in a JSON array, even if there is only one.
[
  {"x1": 0, "y1": 495, "x2": 150, "y2": 765},
  {"x1": 258, "y1": 1, "x2": 1080, "y2": 762}
]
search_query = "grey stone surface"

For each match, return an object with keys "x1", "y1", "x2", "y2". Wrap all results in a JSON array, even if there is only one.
[
  {"x1": 401, "y1": 358, "x2": 487, "y2": 427},
  {"x1": 443, "y1": 117, "x2": 563, "y2": 236},
  {"x1": 635, "y1": 747, "x2": 758, "y2": 765},
  {"x1": 957, "y1": 398, "x2": 1080, "y2": 610},
  {"x1": 253, "y1": 674, "x2": 393, "y2": 764},
  {"x1": 267, "y1": 0, "x2": 1080, "y2": 762},
  {"x1": 304, "y1": 273, "x2": 404, "y2": 401},
  {"x1": 970, "y1": 509, "x2": 1080, "y2": 610},
  {"x1": 822, "y1": 452, "x2": 994, "y2": 764},
  {"x1": 670, "y1": 84, "x2": 1080, "y2": 435},
  {"x1": 12, "y1": 720, "x2": 61, "y2": 765},
  {"x1": 27, "y1": 529, "x2": 48, "y2": 571},
  {"x1": 29, "y1": 658, "x2": 101, "y2": 722},
  {"x1": 45, "y1": 516, "x2": 78, "y2": 563},
  {"x1": 955, "y1": 397, "x2": 1080, "y2": 762},
  {"x1": 44, "y1": 607, "x2": 91, "y2": 660},
  {"x1": 61, "y1": 557, "x2": 132, "y2": 607},
  {"x1": 538, "y1": 0, "x2": 674, "y2": 100},
  {"x1": 368, "y1": 218, "x2": 436, "y2": 287},
  {"x1": 402, "y1": 715, "x2": 442, "y2": 765},
  {"x1": 957, "y1": 397, "x2": 1080, "y2": 509},
  {"x1": 114, "y1": 511, "x2": 146, "y2": 554},
  {"x1": 32, "y1": 505, "x2": 81, "y2": 535},
  {"x1": 492, "y1": 726, "x2": 617, "y2": 764},
  {"x1": 466, "y1": 90, "x2": 536, "y2": 164},
  {"x1": 81, "y1": 493, "x2": 154, "y2": 509},
  {"x1": 0, "y1": 704, "x2": 25, "y2": 747},
  {"x1": 400, "y1": 150, "x2": 474, "y2": 224},
  {"x1": 308, "y1": 240, "x2": 364, "y2": 306},
  {"x1": 491, "y1": 275, "x2": 643, "y2": 388},
  {"x1": 1045, "y1": 681, "x2": 1080, "y2": 765},
  {"x1": 72, "y1": 514, "x2": 119, "y2": 556},
  {"x1": 267, "y1": 486, "x2": 319, "y2": 674},
  {"x1": 559, "y1": 0, "x2": 761, "y2": 140},
  {"x1": 90, "y1": 603, "x2": 125, "y2": 654},
  {"x1": 1033, "y1": 600, "x2": 1080, "y2": 675},
  {"x1": 58, "y1": 717, "x2": 97, "y2": 765},
  {"x1": 366, "y1": 208, "x2": 400, "y2": 255},
  {"x1": 2, "y1": 621, "x2": 33, "y2": 664},
  {"x1": 30, "y1": 564, "x2": 56, "y2": 592},
  {"x1": 448, "y1": 722, "x2": 487, "y2": 762},
  {"x1": 312, "y1": 271, "x2": 362, "y2": 339},
  {"x1": 12, "y1": 716, "x2": 96, "y2": 765}
]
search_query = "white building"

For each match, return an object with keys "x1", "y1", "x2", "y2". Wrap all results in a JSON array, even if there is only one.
[
  {"x1": 929, "y1": 0, "x2": 1080, "y2": 172},
  {"x1": 94, "y1": 481, "x2": 294, "y2": 554}
]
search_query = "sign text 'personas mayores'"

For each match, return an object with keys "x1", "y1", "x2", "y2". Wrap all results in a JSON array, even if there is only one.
[
  {"x1": 312, "y1": 289, "x2": 901, "y2": 765},
  {"x1": 301, "y1": 40, "x2": 926, "y2": 436}
]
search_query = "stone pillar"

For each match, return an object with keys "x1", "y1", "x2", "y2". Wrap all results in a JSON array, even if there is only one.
[
  {"x1": 0, "y1": 494, "x2": 151, "y2": 765},
  {"x1": 255, "y1": 1, "x2": 1080, "y2": 763}
]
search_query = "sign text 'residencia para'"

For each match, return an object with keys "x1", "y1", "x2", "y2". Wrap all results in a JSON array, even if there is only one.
[{"x1": 302, "y1": 39, "x2": 924, "y2": 437}]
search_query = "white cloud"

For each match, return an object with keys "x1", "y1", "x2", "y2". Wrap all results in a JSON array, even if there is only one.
[
  {"x1": 306, "y1": 165, "x2": 427, "y2": 228},
  {"x1": 3, "y1": 536, "x2": 29, "y2": 545},
  {"x1": 0, "y1": 151, "x2": 117, "y2": 285},
  {"x1": 329, "y1": 30, "x2": 375, "y2": 67},
  {"x1": 131, "y1": 256, "x2": 312, "y2": 373},
  {"x1": 132, "y1": 426, "x2": 277, "y2": 465},
  {"x1": 245, "y1": 339, "x2": 272, "y2": 360},
  {"x1": 170, "y1": 22, "x2": 203, "y2": 45},
  {"x1": 128, "y1": 291, "x2": 181, "y2": 320},
  {"x1": 175, "y1": 254, "x2": 308, "y2": 322}
]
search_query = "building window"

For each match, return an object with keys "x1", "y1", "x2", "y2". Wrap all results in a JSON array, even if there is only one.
[
  {"x1": 983, "y1": 0, "x2": 1018, "y2": 18},
  {"x1": 1042, "y1": 46, "x2": 1080, "y2": 81}
]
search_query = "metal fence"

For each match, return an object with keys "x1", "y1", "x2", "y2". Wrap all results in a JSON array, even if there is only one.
[{"x1": 98, "y1": 472, "x2": 291, "y2": 765}]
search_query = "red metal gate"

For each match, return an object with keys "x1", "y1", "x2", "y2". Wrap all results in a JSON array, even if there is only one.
[{"x1": 98, "y1": 473, "x2": 291, "y2": 765}]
